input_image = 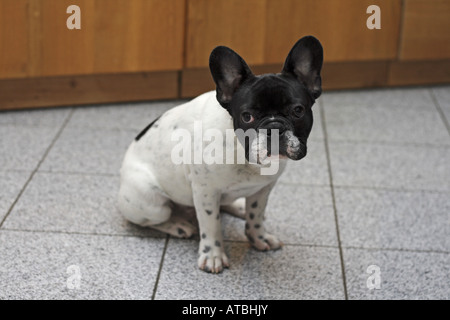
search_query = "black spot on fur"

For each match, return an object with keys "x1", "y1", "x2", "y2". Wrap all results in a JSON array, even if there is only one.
[
  {"x1": 245, "y1": 223, "x2": 250, "y2": 230},
  {"x1": 249, "y1": 213, "x2": 255, "y2": 220},
  {"x1": 254, "y1": 224, "x2": 261, "y2": 229},
  {"x1": 215, "y1": 240, "x2": 221, "y2": 247},
  {"x1": 247, "y1": 234, "x2": 255, "y2": 244},
  {"x1": 251, "y1": 201, "x2": 258, "y2": 208},
  {"x1": 258, "y1": 235, "x2": 264, "y2": 239},
  {"x1": 201, "y1": 233, "x2": 206, "y2": 239},
  {"x1": 135, "y1": 116, "x2": 160, "y2": 141},
  {"x1": 206, "y1": 210, "x2": 212, "y2": 215},
  {"x1": 177, "y1": 228, "x2": 186, "y2": 236},
  {"x1": 203, "y1": 246, "x2": 211, "y2": 253}
]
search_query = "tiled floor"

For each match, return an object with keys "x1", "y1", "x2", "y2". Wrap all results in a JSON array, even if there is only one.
[{"x1": 0, "y1": 86, "x2": 449, "y2": 300}]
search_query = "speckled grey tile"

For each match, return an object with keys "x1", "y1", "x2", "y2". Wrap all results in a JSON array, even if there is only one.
[
  {"x1": 335, "y1": 188, "x2": 450, "y2": 252},
  {"x1": 0, "y1": 125, "x2": 60, "y2": 171},
  {"x1": 323, "y1": 103, "x2": 450, "y2": 145},
  {"x1": 344, "y1": 248, "x2": 450, "y2": 299},
  {"x1": 0, "y1": 171, "x2": 31, "y2": 222},
  {"x1": 3, "y1": 172, "x2": 163, "y2": 237},
  {"x1": 223, "y1": 184, "x2": 337, "y2": 246},
  {"x1": 39, "y1": 127, "x2": 133, "y2": 175},
  {"x1": 68, "y1": 101, "x2": 183, "y2": 131},
  {"x1": 322, "y1": 87, "x2": 434, "y2": 110},
  {"x1": 432, "y1": 86, "x2": 450, "y2": 123},
  {"x1": 328, "y1": 141, "x2": 450, "y2": 191},
  {"x1": 279, "y1": 140, "x2": 329, "y2": 186},
  {"x1": 155, "y1": 239, "x2": 344, "y2": 300},
  {"x1": 0, "y1": 230, "x2": 165, "y2": 299},
  {"x1": 0, "y1": 108, "x2": 71, "y2": 127}
]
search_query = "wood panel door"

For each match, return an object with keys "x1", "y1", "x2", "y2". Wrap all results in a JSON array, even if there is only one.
[
  {"x1": 185, "y1": 0, "x2": 402, "y2": 68},
  {"x1": 264, "y1": 0, "x2": 402, "y2": 63},
  {"x1": 400, "y1": 0, "x2": 450, "y2": 60},
  {"x1": 0, "y1": 0, "x2": 30, "y2": 79},
  {"x1": 185, "y1": 0, "x2": 267, "y2": 68},
  {"x1": 0, "y1": 0, "x2": 186, "y2": 79}
]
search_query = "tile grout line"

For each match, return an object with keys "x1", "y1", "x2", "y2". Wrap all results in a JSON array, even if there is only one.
[
  {"x1": 151, "y1": 235, "x2": 170, "y2": 300},
  {"x1": 319, "y1": 98, "x2": 349, "y2": 300},
  {"x1": 6, "y1": 169, "x2": 450, "y2": 194},
  {"x1": 3, "y1": 227, "x2": 448, "y2": 255},
  {"x1": 342, "y1": 245, "x2": 450, "y2": 255},
  {"x1": 0, "y1": 109, "x2": 75, "y2": 229},
  {"x1": 333, "y1": 184, "x2": 450, "y2": 194},
  {"x1": 429, "y1": 89, "x2": 450, "y2": 138}
]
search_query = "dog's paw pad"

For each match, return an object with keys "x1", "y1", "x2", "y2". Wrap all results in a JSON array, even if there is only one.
[
  {"x1": 248, "y1": 233, "x2": 283, "y2": 251},
  {"x1": 197, "y1": 249, "x2": 229, "y2": 274}
]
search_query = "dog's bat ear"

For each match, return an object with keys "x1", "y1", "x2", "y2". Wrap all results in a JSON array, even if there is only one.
[
  {"x1": 282, "y1": 36, "x2": 323, "y2": 100},
  {"x1": 209, "y1": 46, "x2": 254, "y2": 109}
]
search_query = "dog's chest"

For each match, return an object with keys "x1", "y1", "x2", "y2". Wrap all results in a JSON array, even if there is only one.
[{"x1": 191, "y1": 162, "x2": 286, "y2": 205}]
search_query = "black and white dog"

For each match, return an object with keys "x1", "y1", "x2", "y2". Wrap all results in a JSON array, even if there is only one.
[{"x1": 118, "y1": 36, "x2": 323, "y2": 273}]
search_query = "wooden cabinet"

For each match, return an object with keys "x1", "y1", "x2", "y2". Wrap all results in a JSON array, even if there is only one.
[
  {"x1": 185, "y1": 0, "x2": 267, "y2": 68},
  {"x1": 0, "y1": 1, "x2": 30, "y2": 79},
  {"x1": 264, "y1": 0, "x2": 401, "y2": 63},
  {"x1": 0, "y1": 0, "x2": 185, "y2": 78},
  {"x1": 186, "y1": 0, "x2": 402, "y2": 68},
  {"x1": 400, "y1": 0, "x2": 450, "y2": 60},
  {"x1": 0, "y1": 0, "x2": 449, "y2": 110}
]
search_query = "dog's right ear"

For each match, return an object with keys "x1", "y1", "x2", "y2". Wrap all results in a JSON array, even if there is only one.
[{"x1": 209, "y1": 46, "x2": 254, "y2": 110}]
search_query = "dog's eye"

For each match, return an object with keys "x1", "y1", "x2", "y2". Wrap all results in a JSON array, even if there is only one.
[
  {"x1": 293, "y1": 105, "x2": 305, "y2": 118},
  {"x1": 241, "y1": 112, "x2": 254, "y2": 123}
]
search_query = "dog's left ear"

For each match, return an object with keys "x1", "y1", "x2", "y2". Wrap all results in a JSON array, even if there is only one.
[
  {"x1": 209, "y1": 46, "x2": 254, "y2": 109},
  {"x1": 282, "y1": 36, "x2": 323, "y2": 99}
]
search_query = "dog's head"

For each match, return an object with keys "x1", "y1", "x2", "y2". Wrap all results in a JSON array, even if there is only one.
[{"x1": 209, "y1": 36, "x2": 323, "y2": 163}]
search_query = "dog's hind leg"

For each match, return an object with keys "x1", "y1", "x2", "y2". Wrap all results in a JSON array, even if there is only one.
[
  {"x1": 221, "y1": 198, "x2": 246, "y2": 219},
  {"x1": 118, "y1": 174, "x2": 197, "y2": 238}
]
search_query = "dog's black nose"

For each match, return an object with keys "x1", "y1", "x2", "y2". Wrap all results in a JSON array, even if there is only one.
[{"x1": 265, "y1": 121, "x2": 286, "y2": 136}]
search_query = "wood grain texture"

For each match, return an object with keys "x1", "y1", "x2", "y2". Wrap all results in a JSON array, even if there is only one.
[
  {"x1": 264, "y1": 0, "x2": 402, "y2": 63},
  {"x1": 91, "y1": 0, "x2": 185, "y2": 74},
  {"x1": 322, "y1": 61, "x2": 389, "y2": 89},
  {"x1": 185, "y1": 0, "x2": 402, "y2": 67},
  {"x1": 0, "y1": 71, "x2": 178, "y2": 110},
  {"x1": 2, "y1": 0, "x2": 185, "y2": 78},
  {"x1": 400, "y1": 0, "x2": 450, "y2": 60},
  {"x1": 185, "y1": 0, "x2": 266, "y2": 68},
  {"x1": 388, "y1": 60, "x2": 450, "y2": 85},
  {"x1": 0, "y1": 0, "x2": 30, "y2": 78}
]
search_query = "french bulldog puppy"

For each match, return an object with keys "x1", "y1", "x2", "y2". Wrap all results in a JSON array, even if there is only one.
[{"x1": 118, "y1": 36, "x2": 323, "y2": 273}]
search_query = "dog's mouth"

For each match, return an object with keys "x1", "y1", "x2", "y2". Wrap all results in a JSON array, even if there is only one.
[{"x1": 246, "y1": 129, "x2": 307, "y2": 164}]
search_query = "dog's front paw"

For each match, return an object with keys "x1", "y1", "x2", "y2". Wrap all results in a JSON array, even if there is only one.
[
  {"x1": 246, "y1": 231, "x2": 283, "y2": 251},
  {"x1": 197, "y1": 243, "x2": 229, "y2": 274}
]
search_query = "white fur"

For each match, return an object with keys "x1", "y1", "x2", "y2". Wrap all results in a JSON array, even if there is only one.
[{"x1": 118, "y1": 91, "x2": 287, "y2": 273}]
